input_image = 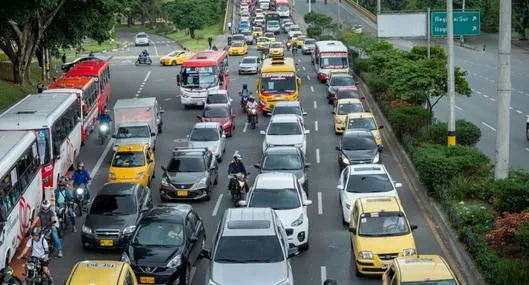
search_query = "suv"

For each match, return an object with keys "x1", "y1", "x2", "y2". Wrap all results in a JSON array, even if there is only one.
[
  {"x1": 338, "y1": 164, "x2": 401, "y2": 224},
  {"x1": 134, "y1": 32, "x2": 149, "y2": 46},
  {"x1": 271, "y1": 101, "x2": 307, "y2": 125},
  {"x1": 82, "y1": 183, "x2": 153, "y2": 249},
  {"x1": 159, "y1": 148, "x2": 218, "y2": 201},
  {"x1": 201, "y1": 207, "x2": 294, "y2": 285},
  {"x1": 254, "y1": 146, "x2": 311, "y2": 191}
]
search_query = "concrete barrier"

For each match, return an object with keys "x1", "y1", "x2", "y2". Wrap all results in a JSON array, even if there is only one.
[{"x1": 343, "y1": 0, "x2": 377, "y2": 23}]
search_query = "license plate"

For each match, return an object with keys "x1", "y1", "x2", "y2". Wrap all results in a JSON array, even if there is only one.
[
  {"x1": 100, "y1": 240, "x2": 113, "y2": 246},
  {"x1": 177, "y1": 190, "x2": 188, "y2": 197},
  {"x1": 140, "y1": 276, "x2": 155, "y2": 284},
  {"x1": 381, "y1": 264, "x2": 388, "y2": 270}
]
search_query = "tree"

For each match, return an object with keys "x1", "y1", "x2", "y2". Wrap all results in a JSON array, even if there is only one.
[
  {"x1": 0, "y1": 0, "x2": 67, "y2": 85},
  {"x1": 163, "y1": 0, "x2": 221, "y2": 39},
  {"x1": 513, "y1": 0, "x2": 529, "y2": 39},
  {"x1": 304, "y1": 11, "x2": 336, "y2": 37},
  {"x1": 121, "y1": 0, "x2": 166, "y2": 28}
]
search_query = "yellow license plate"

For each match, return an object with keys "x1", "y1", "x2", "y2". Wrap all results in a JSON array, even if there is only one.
[
  {"x1": 140, "y1": 276, "x2": 155, "y2": 284},
  {"x1": 177, "y1": 190, "x2": 188, "y2": 197},
  {"x1": 100, "y1": 240, "x2": 113, "y2": 246}
]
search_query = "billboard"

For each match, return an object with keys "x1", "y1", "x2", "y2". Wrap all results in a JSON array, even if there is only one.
[{"x1": 377, "y1": 13, "x2": 428, "y2": 38}]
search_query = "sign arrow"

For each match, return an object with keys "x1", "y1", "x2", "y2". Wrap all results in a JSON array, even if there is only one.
[
  {"x1": 472, "y1": 16, "x2": 477, "y2": 21},
  {"x1": 472, "y1": 26, "x2": 477, "y2": 31}
]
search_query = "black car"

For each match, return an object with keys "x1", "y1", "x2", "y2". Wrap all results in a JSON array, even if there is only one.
[
  {"x1": 81, "y1": 183, "x2": 153, "y2": 249},
  {"x1": 336, "y1": 129, "x2": 382, "y2": 169},
  {"x1": 121, "y1": 204, "x2": 205, "y2": 285},
  {"x1": 333, "y1": 88, "x2": 363, "y2": 106},
  {"x1": 160, "y1": 148, "x2": 218, "y2": 201}
]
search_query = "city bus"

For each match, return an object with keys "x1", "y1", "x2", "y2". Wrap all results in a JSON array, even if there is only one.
[
  {"x1": 312, "y1": 41, "x2": 350, "y2": 83},
  {"x1": 256, "y1": 57, "x2": 302, "y2": 114},
  {"x1": 0, "y1": 131, "x2": 42, "y2": 269},
  {"x1": 0, "y1": 93, "x2": 82, "y2": 190},
  {"x1": 177, "y1": 50, "x2": 230, "y2": 108},
  {"x1": 276, "y1": 0, "x2": 290, "y2": 17},
  {"x1": 45, "y1": 76, "x2": 99, "y2": 145},
  {"x1": 65, "y1": 58, "x2": 111, "y2": 114}
]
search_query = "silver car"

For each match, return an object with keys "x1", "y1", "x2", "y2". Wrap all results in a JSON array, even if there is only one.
[
  {"x1": 261, "y1": 114, "x2": 310, "y2": 155},
  {"x1": 205, "y1": 89, "x2": 232, "y2": 108},
  {"x1": 187, "y1": 122, "x2": 226, "y2": 162},
  {"x1": 302, "y1": 38, "x2": 316, "y2": 54},
  {"x1": 202, "y1": 207, "x2": 295, "y2": 285},
  {"x1": 134, "y1": 32, "x2": 149, "y2": 46},
  {"x1": 241, "y1": 30, "x2": 254, "y2": 45},
  {"x1": 254, "y1": 146, "x2": 311, "y2": 191},
  {"x1": 271, "y1": 101, "x2": 307, "y2": 125},
  {"x1": 238, "y1": 56, "x2": 260, "y2": 75}
]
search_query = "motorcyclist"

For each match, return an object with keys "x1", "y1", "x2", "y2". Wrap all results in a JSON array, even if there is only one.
[
  {"x1": 240, "y1": 84, "x2": 250, "y2": 97},
  {"x1": 292, "y1": 43, "x2": 298, "y2": 55},
  {"x1": 97, "y1": 108, "x2": 112, "y2": 123},
  {"x1": 17, "y1": 227, "x2": 53, "y2": 283},
  {"x1": 35, "y1": 200, "x2": 62, "y2": 258},
  {"x1": 54, "y1": 176, "x2": 76, "y2": 233},
  {"x1": 139, "y1": 50, "x2": 150, "y2": 62},
  {"x1": 228, "y1": 154, "x2": 249, "y2": 193},
  {"x1": 71, "y1": 161, "x2": 91, "y2": 199},
  {"x1": 246, "y1": 96, "x2": 258, "y2": 123}
]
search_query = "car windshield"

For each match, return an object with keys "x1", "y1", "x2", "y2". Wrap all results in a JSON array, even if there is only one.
[
  {"x1": 242, "y1": 58, "x2": 257, "y2": 64},
  {"x1": 112, "y1": 151, "x2": 145, "y2": 167},
  {"x1": 338, "y1": 103, "x2": 363, "y2": 115},
  {"x1": 203, "y1": 107, "x2": 229, "y2": 118},
  {"x1": 358, "y1": 212, "x2": 410, "y2": 237},
  {"x1": 290, "y1": 27, "x2": 301, "y2": 32},
  {"x1": 330, "y1": 76, "x2": 355, "y2": 87},
  {"x1": 116, "y1": 126, "x2": 151, "y2": 138},
  {"x1": 321, "y1": 57, "x2": 348, "y2": 69},
  {"x1": 133, "y1": 221, "x2": 184, "y2": 247},
  {"x1": 232, "y1": 42, "x2": 244, "y2": 47},
  {"x1": 337, "y1": 90, "x2": 361, "y2": 99},
  {"x1": 268, "y1": 122, "x2": 301, "y2": 135},
  {"x1": 167, "y1": 157, "x2": 205, "y2": 172},
  {"x1": 261, "y1": 76, "x2": 296, "y2": 93},
  {"x1": 253, "y1": 27, "x2": 262, "y2": 32},
  {"x1": 262, "y1": 153, "x2": 302, "y2": 170},
  {"x1": 343, "y1": 135, "x2": 377, "y2": 150},
  {"x1": 190, "y1": 127, "x2": 219, "y2": 141},
  {"x1": 214, "y1": 235, "x2": 284, "y2": 263},
  {"x1": 233, "y1": 35, "x2": 245, "y2": 41},
  {"x1": 90, "y1": 194, "x2": 136, "y2": 215},
  {"x1": 402, "y1": 281, "x2": 457, "y2": 285},
  {"x1": 265, "y1": 33, "x2": 274, "y2": 38},
  {"x1": 277, "y1": 5, "x2": 288, "y2": 11},
  {"x1": 242, "y1": 31, "x2": 252, "y2": 36},
  {"x1": 273, "y1": 106, "x2": 302, "y2": 116},
  {"x1": 207, "y1": 94, "x2": 228, "y2": 104},
  {"x1": 249, "y1": 188, "x2": 301, "y2": 210},
  {"x1": 346, "y1": 174, "x2": 393, "y2": 193},
  {"x1": 304, "y1": 39, "x2": 316, "y2": 44},
  {"x1": 136, "y1": 34, "x2": 147, "y2": 38},
  {"x1": 347, "y1": 117, "x2": 377, "y2": 131},
  {"x1": 258, "y1": 38, "x2": 269, "y2": 43},
  {"x1": 168, "y1": 51, "x2": 178, "y2": 56},
  {"x1": 270, "y1": 43, "x2": 282, "y2": 48}
]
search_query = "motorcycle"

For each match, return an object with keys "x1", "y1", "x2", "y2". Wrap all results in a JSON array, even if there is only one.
[
  {"x1": 73, "y1": 183, "x2": 90, "y2": 216},
  {"x1": 239, "y1": 91, "x2": 251, "y2": 111},
  {"x1": 55, "y1": 202, "x2": 71, "y2": 237},
  {"x1": 247, "y1": 106, "x2": 258, "y2": 129},
  {"x1": 98, "y1": 121, "x2": 110, "y2": 145},
  {"x1": 135, "y1": 55, "x2": 152, "y2": 65},
  {"x1": 24, "y1": 256, "x2": 49, "y2": 285},
  {"x1": 228, "y1": 173, "x2": 249, "y2": 206}
]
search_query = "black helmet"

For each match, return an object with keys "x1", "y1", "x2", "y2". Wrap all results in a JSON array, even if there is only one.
[
  {"x1": 31, "y1": 227, "x2": 42, "y2": 237},
  {"x1": 2, "y1": 266, "x2": 13, "y2": 281},
  {"x1": 249, "y1": 96, "x2": 255, "y2": 102},
  {"x1": 323, "y1": 280, "x2": 338, "y2": 285},
  {"x1": 77, "y1": 161, "x2": 85, "y2": 168},
  {"x1": 243, "y1": 84, "x2": 248, "y2": 88}
]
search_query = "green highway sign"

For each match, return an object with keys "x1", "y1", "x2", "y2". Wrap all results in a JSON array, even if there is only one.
[{"x1": 431, "y1": 11, "x2": 480, "y2": 37}]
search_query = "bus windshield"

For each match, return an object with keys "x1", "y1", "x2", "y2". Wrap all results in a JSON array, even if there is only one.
[
  {"x1": 277, "y1": 5, "x2": 289, "y2": 11},
  {"x1": 261, "y1": 73, "x2": 296, "y2": 93},
  {"x1": 181, "y1": 66, "x2": 218, "y2": 89},
  {"x1": 321, "y1": 57, "x2": 348, "y2": 69}
]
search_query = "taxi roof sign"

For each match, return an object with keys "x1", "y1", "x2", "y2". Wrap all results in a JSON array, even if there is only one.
[{"x1": 85, "y1": 262, "x2": 116, "y2": 268}]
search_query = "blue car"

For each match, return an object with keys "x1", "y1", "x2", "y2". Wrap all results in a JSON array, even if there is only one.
[{"x1": 239, "y1": 21, "x2": 250, "y2": 32}]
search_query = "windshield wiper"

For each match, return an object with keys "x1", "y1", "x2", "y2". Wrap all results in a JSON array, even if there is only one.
[
  {"x1": 214, "y1": 258, "x2": 247, "y2": 263},
  {"x1": 239, "y1": 259, "x2": 278, "y2": 263}
]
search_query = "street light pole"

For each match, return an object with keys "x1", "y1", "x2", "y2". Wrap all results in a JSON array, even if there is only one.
[
  {"x1": 447, "y1": 0, "x2": 456, "y2": 146},
  {"x1": 495, "y1": 0, "x2": 512, "y2": 179},
  {"x1": 377, "y1": 0, "x2": 381, "y2": 14},
  {"x1": 308, "y1": 0, "x2": 312, "y2": 13},
  {"x1": 338, "y1": 0, "x2": 341, "y2": 29}
]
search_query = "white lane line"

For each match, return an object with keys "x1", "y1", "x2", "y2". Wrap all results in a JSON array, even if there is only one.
[
  {"x1": 307, "y1": 75, "x2": 311, "y2": 80},
  {"x1": 212, "y1": 194, "x2": 224, "y2": 216},
  {"x1": 518, "y1": 90, "x2": 524, "y2": 94},
  {"x1": 455, "y1": 105, "x2": 463, "y2": 110},
  {"x1": 510, "y1": 106, "x2": 514, "y2": 110},
  {"x1": 164, "y1": 98, "x2": 172, "y2": 101},
  {"x1": 303, "y1": 66, "x2": 306, "y2": 71},
  {"x1": 242, "y1": 122, "x2": 248, "y2": 132},
  {"x1": 316, "y1": 148, "x2": 320, "y2": 163},
  {"x1": 91, "y1": 138, "x2": 115, "y2": 179},
  {"x1": 490, "y1": 98, "x2": 496, "y2": 101},
  {"x1": 313, "y1": 100, "x2": 317, "y2": 109},
  {"x1": 516, "y1": 110, "x2": 523, "y2": 114},
  {"x1": 310, "y1": 86, "x2": 314, "y2": 92},
  {"x1": 150, "y1": 41, "x2": 159, "y2": 56},
  {"x1": 482, "y1": 122, "x2": 497, "y2": 132},
  {"x1": 476, "y1": 90, "x2": 482, "y2": 94},
  {"x1": 320, "y1": 266, "x2": 327, "y2": 284},
  {"x1": 144, "y1": 71, "x2": 152, "y2": 82},
  {"x1": 314, "y1": 121, "x2": 319, "y2": 131},
  {"x1": 317, "y1": 192, "x2": 323, "y2": 215},
  {"x1": 138, "y1": 87, "x2": 143, "y2": 91}
]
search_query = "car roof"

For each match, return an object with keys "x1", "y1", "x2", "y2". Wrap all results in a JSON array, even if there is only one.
[
  {"x1": 221, "y1": 208, "x2": 277, "y2": 236},
  {"x1": 204, "y1": 103, "x2": 229, "y2": 109},
  {"x1": 336, "y1": 98, "x2": 362, "y2": 104},
  {"x1": 330, "y1": 73, "x2": 353, "y2": 79},
  {"x1": 232, "y1": 33, "x2": 245, "y2": 37},
  {"x1": 274, "y1": 101, "x2": 301, "y2": 107},
  {"x1": 347, "y1": 112, "x2": 375, "y2": 119},
  {"x1": 115, "y1": 144, "x2": 148, "y2": 152},
  {"x1": 99, "y1": 183, "x2": 142, "y2": 196},
  {"x1": 207, "y1": 89, "x2": 228, "y2": 95},
  {"x1": 254, "y1": 172, "x2": 297, "y2": 189},
  {"x1": 265, "y1": 146, "x2": 301, "y2": 155},
  {"x1": 358, "y1": 196, "x2": 402, "y2": 213},
  {"x1": 173, "y1": 148, "x2": 208, "y2": 157},
  {"x1": 346, "y1": 164, "x2": 387, "y2": 175},
  {"x1": 66, "y1": 260, "x2": 130, "y2": 284},
  {"x1": 270, "y1": 114, "x2": 300, "y2": 123},
  {"x1": 242, "y1": 56, "x2": 259, "y2": 60},
  {"x1": 136, "y1": 32, "x2": 147, "y2": 36},
  {"x1": 143, "y1": 204, "x2": 193, "y2": 223},
  {"x1": 395, "y1": 255, "x2": 457, "y2": 282},
  {"x1": 193, "y1": 122, "x2": 221, "y2": 128}
]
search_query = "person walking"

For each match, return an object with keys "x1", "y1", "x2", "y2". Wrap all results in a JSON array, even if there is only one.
[
  {"x1": 228, "y1": 22, "x2": 232, "y2": 33},
  {"x1": 208, "y1": 36, "x2": 213, "y2": 49},
  {"x1": 37, "y1": 82, "x2": 45, "y2": 93},
  {"x1": 61, "y1": 53, "x2": 66, "y2": 65}
]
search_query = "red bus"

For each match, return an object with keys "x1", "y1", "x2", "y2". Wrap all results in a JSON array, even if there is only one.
[
  {"x1": 177, "y1": 50, "x2": 230, "y2": 107},
  {"x1": 45, "y1": 76, "x2": 99, "y2": 145},
  {"x1": 66, "y1": 58, "x2": 111, "y2": 114}
]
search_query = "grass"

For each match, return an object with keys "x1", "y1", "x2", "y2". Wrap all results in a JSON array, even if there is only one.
[{"x1": 165, "y1": 23, "x2": 223, "y2": 51}]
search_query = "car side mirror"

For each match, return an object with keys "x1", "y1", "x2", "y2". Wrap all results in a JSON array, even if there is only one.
[
  {"x1": 355, "y1": 82, "x2": 359, "y2": 86},
  {"x1": 210, "y1": 166, "x2": 216, "y2": 170},
  {"x1": 395, "y1": 182, "x2": 403, "y2": 188},
  {"x1": 349, "y1": 227, "x2": 356, "y2": 233},
  {"x1": 304, "y1": 163, "x2": 311, "y2": 168},
  {"x1": 297, "y1": 77, "x2": 302, "y2": 86},
  {"x1": 378, "y1": 146, "x2": 384, "y2": 152},
  {"x1": 148, "y1": 159, "x2": 153, "y2": 164},
  {"x1": 176, "y1": 74, "x2": 181, "y2": 86},
  {"x1": 379, "y1": 125, "x2": 384, "y2": 129},
  {"x1": 304, "y1": 130, "x2": 310, "y2": 134},
  {"x1": 196, "y1": 115, "x2": 202, "y2": 121},
  {"x1": 360, "y1": 96, "x2": 365, "y2": 100},
  {"x1": 303, "y1": 200, "x2": 312, "y2": 206},
  {"x1": 411, "y1": 225, "x2": 418, "y2": 231},
  {"x1": 337, "y1": 185, "x2": 344, "y2": 190},
  {"x1": 259, "y1": 130, "x2": 266, "y2": 135},
  {"x1": 151, "y1": 132, "x2": 156, "y2": 136},
  {"x1": 199, "y1": 249, "x2": 211, "y2": 259},
  {"x1": 231, "y1": 113, "x2": 236, "y2": 118},
  {"x1": 302, "y1": 112, "x2": 307, "y2": 116},
  {"x1": 253, "y1": 164, "x2": 261, "y2": 169},
  {"x1": 336, "y1": 146, "x2": 341, "y2": 151},
  {"x1": 238, "y1": 200, "x2": 247, "y2": 207},
  {"x1": 140, "y1": 205, "x2": 150, "y2": 212},
  {"x1": 190, "y1": 236, "x2": 198, "y2": 242},
  {"x1": 83, "y1": 199, "x2": 93, "y2": 213}
]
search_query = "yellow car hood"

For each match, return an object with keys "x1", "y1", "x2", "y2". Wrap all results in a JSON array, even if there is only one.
[
  {"x1": 354, "y1": 234, "x2": 416, "y2": 255},
  {"x1": 110, "y1": 167, "x2": 144, "y2": 179}
]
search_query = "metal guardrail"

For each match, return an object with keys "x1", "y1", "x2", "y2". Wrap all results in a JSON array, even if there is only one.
[{"x1": 343, "y1": 0, "x2": 377, "y2": 23}]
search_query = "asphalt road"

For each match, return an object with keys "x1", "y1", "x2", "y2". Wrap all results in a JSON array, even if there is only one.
[
  {"x1": 49, "y1": 12, "x2": 454, "y2": 285},
  {"x1": 298, "y1": 0, "x2": 529, "y2": 169}
]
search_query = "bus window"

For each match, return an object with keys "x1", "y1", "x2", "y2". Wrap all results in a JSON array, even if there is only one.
[{"x1": 36, "y1": 129, "x2": 51, "y2": 165}]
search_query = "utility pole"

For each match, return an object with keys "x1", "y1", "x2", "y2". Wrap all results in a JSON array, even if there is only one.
[
  {"x1": 337, "y1": 0, "x2": 341, "y2": 29},
  {"x1": 495, "y1": 0, "x2": 512, "y2": 179},
  {"x1": 447, "y1": 0, "x2": 456, "y2": 146},
  {"x1": 41, "y1": 48, "x2": 46, "y2": 81},
  {"x1": 377, "y1": 0, "x2": 381, "y2": 14},
  {"x1": 427, "y1": 7, "x2": 431, "y2": 59},
  {"x1": 308, "y1": 0, "x2": 311, "y2": 13},
  {"x1": 460, "y1": 0, "x2": 466, "y2": 46}
]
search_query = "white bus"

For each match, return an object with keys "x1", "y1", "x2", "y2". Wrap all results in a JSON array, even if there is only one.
[
  {"x1": 0, "y1": 131, "x2": 42, "y2": 268},
  {"x1": 312, "y1": 41, "x2": 350, "y2": 83},
  {"x1": 276, "y1": 0, "x2": 290, "y2": 17},
  {"x1": 0, "y1": 93, "x2": 82, "y2": 191}
]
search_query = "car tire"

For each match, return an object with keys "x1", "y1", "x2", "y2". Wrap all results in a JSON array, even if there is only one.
[
  {"x1": 217, "y1": 156, "x2": 223, "y2": 163},
  {"x1": 214, "y1": 175, "x2": 218, "y2": 185},
  {"x1": 204, "y1": 187, "x2": 211, "y2": 201},
  {"x1": 299, "y1": 239, "x2": 309, "y2": 251},
  {"x1": 184, "y1": 104, "x2": 190, "y2": 109}
]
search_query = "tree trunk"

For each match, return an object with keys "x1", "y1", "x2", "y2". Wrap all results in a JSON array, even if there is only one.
[
  {"x1": 127, "y1": 15, "x2": 133, "y2": 27},
  {"x1": 35, "y1": 47, "x2": 43, "y2": 68},
  {"x1": 190, "y1": 29, "x2": 196, "y2": 39}
]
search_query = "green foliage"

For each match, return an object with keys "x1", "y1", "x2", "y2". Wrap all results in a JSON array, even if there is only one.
[
  {"x1": 388, "y1": 106, "x2": 429, "y2": 140},
  {"x1": 517, "y1": 220, "x2": 529, "y2": 258},
  {"x1": 365, "y1": 74, "x2": 389, "y2": 94},
  {"x1": 306, "y1": 26, "x2": 322, "y2": 38},
  {"x1": 493, "y1": 170, "x2": 529, "y2": 212},
  {"x1": 413, "y1": 144, "x2": 490, "y2": 190},
  {"x1": 409, "y1": 45, "x2": 446, "y2": 61},
  {"x1": 454, "y1": 201, "x2": 494, "y2": 233},
  {"x1": 446, "y1": 175, "x2": 494, "y2": 201},
  {"x1": 491, "y1": 258, "x2": 529, "y2": 285},
  {"x1": 304, "y1": 12, "x2": 335, "y2": 36},
  {"x1": 427, "y1": 120, "x2": 482, "y2": 146},
  {"x1": 354, "y1": 59, "x2": 370, "y2": 73},
  {"x1": 163, "y1": 0, "x2": 223, "y2": 38},
  {"x1": 513, "y1": 0, "x2": 529, "y2": 39}
]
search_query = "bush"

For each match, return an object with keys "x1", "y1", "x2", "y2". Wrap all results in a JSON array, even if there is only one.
[
  {"x1": 306, "y1": 26, "x2": 322, "y2": 38},
  {"x1": 354, "y1": 59, "x2": 369, "y2": 73},
  {"x1": 413, "y1": 144, "x2": 490, "y2": 190},
  {"x1": 517, "y1": 220, "x2": 529, "y2": 258},
  {"x1": 388, "y1": 106, "x2": 429, "y2": 140},
  {"x1": 491, "y1": 258, "x2": 529, "y2": 285},
  {"x1": 366, "y1": 74, "x2": 388, "y2": 94},
  {"x1": 427, "y1": 120, "x2": 482, "y2": 146},
  {"x1": 493, "y1": 170, "x2": 529, "y2": 212},
  {"x1": 447, "y1": 175, "x2": 495, "y2": 201},
  {"x1": 454, "y1": 201, "x2": 495, "y2": 234}
]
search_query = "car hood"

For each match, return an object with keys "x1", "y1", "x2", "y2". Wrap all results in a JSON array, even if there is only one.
[
  {"x1": 165, "y1": 171, "x2": 206, "y2": 184},
  {"x1": 188, "y1": 140, "x2": 220, "y2": 151},
  {"x1": 128, "y1": 244, "x2": 183, "y2": 266},
  {"x1": 343, "y1": 149, "x2": 377, "y2": 161},
  {"x1": 265, "y1": 135, "x2": 304, "y2": 146},
  {"x1": 273, "y1": 207, "x2": 303, "y2": 227},
  {"x1": 210, "y1": 262, "x2": 288, "y2": 285},
  {"x1": 303, "y1": 44, "x2": 315, "y2": 49},
  {"x1": 355, "y1": 234, "x2": 416, "y2": 256},
  {"x1": 85, "y1": 213, "x2": 138, "y2": 231}
]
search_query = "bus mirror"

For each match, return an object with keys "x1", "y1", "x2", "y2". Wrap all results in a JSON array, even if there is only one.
[
  {"x1": 176, "y1": 74, "x2": 181, "y2": 86},
  {"x1": 297, "y1": 77, "x2": 302, "y2": 86}
]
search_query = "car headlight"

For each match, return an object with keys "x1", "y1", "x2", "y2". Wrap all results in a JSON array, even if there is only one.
[
  {"x1": 191, "y1": 177, "x2": 207, "y2": 190},
  {"x1": 136, "y1": 172, "x2": 145, "y2": 180},
  {"x1": 167, "y1": 255, "x2": 182, "y2": 268},
  {"x1": 161, "y1": 177, "x2": 169, "y2": 186},
  {"x1": 82, "y1": 225, "x2": 92, "y2": 234},
  {"x1": 373, "y1": 152, "x2": 380, "y2": 163},
  {"x1": 112, "y1": 145, "x2": 118, "y2": 152},
  {"x1": 359, "y1": 251, "x2": 374, "y2": 260},
  {"x1": 341, "y1": 156, "x2": 350, "y2": 165},
  {"x1": 108, "y1": 172, "x2": 116, "y2": 180},
  {"x1": 123, "y1": 225, "x2": 136, "y2": 235},
  {"x1": 121, "y1": 252, "x2": 131, "y2": 263},
  {"x1": 403, "y1": 248, "x2": 416, "y2": 256},
  {"x1": 76, "y1": 187, "x2": 84, "y2": 195},
  {"x1": 291, "y1": 213, "x2": 304, "y2": 227},
  {"x1": 345, "y1": 203, "x2": 351, "y2": 210}
]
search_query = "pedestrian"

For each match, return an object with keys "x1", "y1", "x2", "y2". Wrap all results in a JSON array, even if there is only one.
[
  {"x1": 61, "y1": 53, "x2": 66, "y2": 64},
  {"x1": 228, "y1": 22, "x2": 232, "y2": 33},
  {"x1": 483, "y1": 44, "x2": 486, "y2": 52},
  {"x1": 37, "y1": 82, "x2": 45, "y2": 93},
  {"x1": 208, "y1": 36, "x2": 213, "y2": 49}
]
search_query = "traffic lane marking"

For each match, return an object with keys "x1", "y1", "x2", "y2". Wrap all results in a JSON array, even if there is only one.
[{"x1": 482, "y1": 122, "x2": 496, "y2": 132}]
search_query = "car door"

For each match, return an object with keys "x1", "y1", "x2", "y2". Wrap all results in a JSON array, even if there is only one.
[
  {"x1": 184, "y1": 213, "x2": 201, "y2": 264},
  {"x1": 338, "y1": 167, "x2": 349, "y2": 204},
  {"x1": 218, "y1": 126, "x2": 226, "y2": 153},
  {"x1": 145, "y1": 147, "x2": 155, "y2": 178},
  {"x1": 350, "y1": 204, "x2": 361, "y2": 257},
  {"x1": 206, "y1": 152, "x2": 217, "y2": 186},
  {"x1": 188, "y1": 211, "x2": 204, "y2": 264}
]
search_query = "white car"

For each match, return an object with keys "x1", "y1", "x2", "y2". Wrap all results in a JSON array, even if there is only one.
[
  {"x1": 205, "y1": 89, "x2": 232, "y2": 108},
  {"x1": 134, "y1": 32, "x2": 149, "y2": 46},
  {"x1": 241, "y1": 12, "x2": 251, "y2": 22},
  {"x1": 338, "y1": 164, "x2": 402, "y2": 224},
  {"x1": 187, "y1": 122, "x2": 226, "y2": 162},
  {"x1": 261, "y1": 114, "x2": 309, "y2": 155},
  {"x1": 240, "y1": 172, "x2": 312, "y2": 250},
  {"x1": 288, "y1": 25, "x2": 302, "y2": 38},
  {"x1": 254, "y1": 16, "x2": 265, "y2": 27},
  {"x1": 352, "y1": 24, "x2": 363, "y2": 34}
]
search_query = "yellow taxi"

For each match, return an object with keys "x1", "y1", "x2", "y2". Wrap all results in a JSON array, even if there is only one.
[
  {"x1": 264, "y1": 32, "x2": 276, "y2": 42},
  {"x1": 345, "y1": 112, "x2": 383, "y2": 146},
  {"x1": 294, "y1": 34, "x2": 307, "y2": 48},
  {"x1": 349, "y1": 197, "x2": 417, "y2": 276},
  {"x1": 159, "y1": 50, "x2": 194, "y2": 66},
  {"x1": 256, "y1": 37, "x2": 270, "y2": 51},
  {"x1": 383, "y1": 255, "x2": 459, "y2": 285},
  {"x1": 65, "y1": 260, "x2": 137, "y2": 285},
  {"x1": 252, "y1": 26, "x2": 264, "y2": 38},
  {"x1": 333, "y1": 98, "x2": 365, "y2": 134},
  {"x1": 228, "y1": 41, "x2": 248, "y2": 56},
  {"x1": 268, "y1": 42, "x2": 285, "y2": 58},
  {"x1": 108, "y1": 144, "x2": 155, "y2": 187}
]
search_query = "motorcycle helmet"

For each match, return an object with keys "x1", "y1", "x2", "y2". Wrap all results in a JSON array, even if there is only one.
[
  {"x1": 31, "y1": 227, "x2": 42, "y2": 237},
  {"x1": 104, "y1": 108, "x2": 109, "y2": 114},
  {"x1": 233, "y1": 153, "x2": 242, "y2": 161},
  {"x1": 2, "y1": 266, "x2": 13, "y2": 282},
  {"x1": 41, "y1": 200, "x2": 51, "y2": 211},
  {"x1": 242, "y1": 84, "x2": 248, "y2": 89},
  {"x1": 58, "y1": 175, "x2": 68, "y2": 186},
  {"x1": 249, "y1": 96, "x2": 255, "y2": 102}
]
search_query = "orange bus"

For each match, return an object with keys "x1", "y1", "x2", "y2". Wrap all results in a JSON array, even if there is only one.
[{"x1": 66, "y1": 58, "x2": 111, "y2": 114}]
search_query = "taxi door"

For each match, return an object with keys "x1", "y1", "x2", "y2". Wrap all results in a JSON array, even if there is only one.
[{"x1": 146, "y1": 146, "x2": 156, "y2": 179}]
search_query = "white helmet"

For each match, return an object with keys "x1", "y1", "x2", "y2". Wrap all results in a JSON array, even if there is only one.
[
  {"x1": 233, "y1": 153, "x2": 242, "y2": 160},
  {"x1": 41, "y1": 200, "x2": 51, "y2": 210}
]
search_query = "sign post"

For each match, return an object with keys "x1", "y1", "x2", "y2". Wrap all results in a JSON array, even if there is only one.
[{"x1": 430, "y1": 10, "x2": 480, "y2": 37}]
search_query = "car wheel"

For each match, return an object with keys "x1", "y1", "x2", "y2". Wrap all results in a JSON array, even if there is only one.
[
  {"x1": 214, "y1": 175, "x2": 218, "y2": 185},
  {"x1": 299, "y1": 238, "x2": 309, "y2": 250},
  {"x1": 184, "y1": 104, "x2": 190, "y2": 109},
  {"x1": 204, "y1": 187, "x2": 211, "y2": 201},
  {"x1": 217, "y1": 156, "x2": 223, "y2": 163}
]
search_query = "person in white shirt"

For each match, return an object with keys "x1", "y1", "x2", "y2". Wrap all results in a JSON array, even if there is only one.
[
  {"x1": 246, "y1": 96, "x2": 258, "y2": 123},
  {"x1": 17, "y1": 227, "x2": 53, "y2": 283}
]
